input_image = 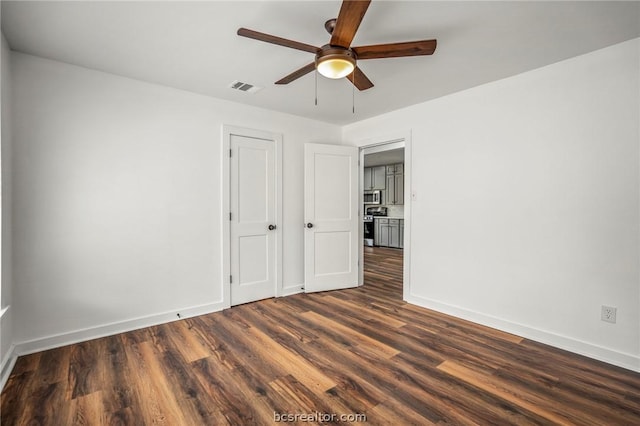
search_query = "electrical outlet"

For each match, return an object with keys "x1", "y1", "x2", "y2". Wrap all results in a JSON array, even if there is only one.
[{"x1": 601, "y1": 305, "x2": 617, "y2": 324}]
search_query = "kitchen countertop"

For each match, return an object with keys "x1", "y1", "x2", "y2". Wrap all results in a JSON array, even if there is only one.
[{"x1": 375, "y1": 216, "x2": 405, "y2": 220}]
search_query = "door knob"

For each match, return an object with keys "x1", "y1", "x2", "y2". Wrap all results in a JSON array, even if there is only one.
[
  {"x1": 306, "y1": 223, "x2": 314, "y2": 228},
  {"x1": 268, "y1": 224, "x2": 276, "y2": 231}
]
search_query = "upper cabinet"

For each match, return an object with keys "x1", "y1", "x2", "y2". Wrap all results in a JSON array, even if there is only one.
[
  {"x1": 363, "y1": 165, "x2": 386, "y2": 190},
  {"x1": 386, "y1": 164, "x2": 403, "y2": 175},
  {"x1": 385, "y1": 163, "x2": 404, "y2": 205}
]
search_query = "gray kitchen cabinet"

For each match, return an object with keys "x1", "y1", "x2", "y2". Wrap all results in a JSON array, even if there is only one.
[
  {"x1": 364, "y1": 167, "x2": 372, "y2": 190},
  {"x1": 386, "y1": 164, "x2": 403, "y2": 175},
  {"x1": 364, "y1": 166, "x2": 386, "y2": 190},
  {"x1": 375, "y1": 218, "x2": 404, "y2": 248},
  {"x1": 388, "y1": 219, "x2": 401, "y2": 248},
  {"x1": 373, "y1": 166, "x2": 386, "y2": 189},
  {"x1": 394, "y1": 174, "x2": 404, "y2": 205},
  {"x1": 374, "y1": 218, "x2": 388, "y2": 246},
  {"x1": 385, "y1": 163, "x2": 404, "y2": 205}
]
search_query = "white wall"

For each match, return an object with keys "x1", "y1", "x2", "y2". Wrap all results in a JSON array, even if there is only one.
[
  {"x1": 6, "y1": 34, "x2": 639, "y2": 373},
  {"x1": 344, "y1": 39, "x2": 640, "y2": 371},
  {"x1": 1, "y1": 31, "x2": 14, "y2": 382},
  {"x1": 10, "y1": 52, "x2": 341, "y2": 348}
]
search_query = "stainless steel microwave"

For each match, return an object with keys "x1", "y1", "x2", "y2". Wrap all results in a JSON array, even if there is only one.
[{"x1": 364, "y1": 190, "x2": 381, "y2": 205}]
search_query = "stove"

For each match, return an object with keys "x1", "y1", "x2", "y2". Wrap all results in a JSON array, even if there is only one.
[
  {"x1": 364, "y1": 206, "x2": 388, "y2": 220},
  {"x1": 364, "y1": 206, "x2": 387, "y2": 246}
]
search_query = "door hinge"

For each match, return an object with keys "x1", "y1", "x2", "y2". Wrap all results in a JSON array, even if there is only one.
[
  {"x1": 230, "y1": 275, "x2": 233, "y2": 284},
  {"x1": 229, "y1": 148, "x2": 232, "y2": 157},
  {"x1": 229, "y1": 212, "x2": 232, "y2": 221}
]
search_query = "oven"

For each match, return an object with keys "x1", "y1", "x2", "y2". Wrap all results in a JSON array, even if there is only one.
[
  {"x1": 363, "y1": 206, "x2": 387, "y2": 246},
  {"x1": 363, "y1": 216, "x2": 375, "y2": 246}
]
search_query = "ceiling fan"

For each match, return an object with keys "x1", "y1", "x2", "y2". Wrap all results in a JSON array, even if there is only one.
[{"x1": 237, "y1": 0, "x2": 437, "y2": 91}]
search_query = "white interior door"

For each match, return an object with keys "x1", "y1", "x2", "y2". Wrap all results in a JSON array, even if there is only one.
[
  {"x1": 304, "y1": 143, "x2": 359, "y2": 293},
  {"x1": 230, "y1": 134, "x2": 276, "y2": 305}
]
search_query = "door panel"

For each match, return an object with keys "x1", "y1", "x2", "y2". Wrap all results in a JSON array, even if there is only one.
[
  {"x1": 304, "y1": 143, "x2": 358, "y2": 293},
  {"x1": 238, "y1": 235, "x2": 268, "y2": 283},
  {"x1": 315, "y1": 154, "x2": 351, "y2": 220},
  {"x1": 230, "y1": 135, "x2": 276, "y2": 305},
  {"x1": 238, "y1": 146, "x2": 269, "y2": 223},
  {"x1": 314, "y1": 231, "x2": 351, "y2": 275}
]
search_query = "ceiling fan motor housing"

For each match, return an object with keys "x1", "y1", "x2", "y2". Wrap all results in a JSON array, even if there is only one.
[{"x1": 324, "y1": 18, "x2": 337, "y2": 35}]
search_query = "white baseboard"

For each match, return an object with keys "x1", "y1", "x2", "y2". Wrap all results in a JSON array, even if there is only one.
[
  {"x1": 14, "y1": 301, "x2": 227, "y2": 357},
  {"x1": 281, "y1": 284, "x2": 304, "y2": 297},
  {"x1": 405, "y1": 294, "x2": 640, "y2": 373},
  {"x1": 0, "y1": 344, "x2": 17, "y2": 392}
]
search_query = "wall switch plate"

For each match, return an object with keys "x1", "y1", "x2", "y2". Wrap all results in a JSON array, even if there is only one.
[{"x1": 601, "y1": 305, "x2": 617, "y2": 324}]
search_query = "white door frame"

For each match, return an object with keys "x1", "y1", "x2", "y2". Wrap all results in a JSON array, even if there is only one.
[
  {"x1": 358, "y1": 131, "x2": 412, "y2": 301},
  {"x1": 221, "y1": 125, "x2": 283, "y2": 308}
]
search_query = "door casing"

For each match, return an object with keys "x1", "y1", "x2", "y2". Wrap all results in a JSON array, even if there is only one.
[{"x1": 358, "y1": 132, "x2": 412, "y2": 301}]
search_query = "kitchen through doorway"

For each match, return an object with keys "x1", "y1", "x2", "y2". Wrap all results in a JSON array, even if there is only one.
[{"x1": 360, "y1": 139, "x2": 409, "y2": 299}]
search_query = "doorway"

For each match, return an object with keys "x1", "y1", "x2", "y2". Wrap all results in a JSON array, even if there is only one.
[{"x1": 359, "y1": 136, "x2": 411, "y2": 300}]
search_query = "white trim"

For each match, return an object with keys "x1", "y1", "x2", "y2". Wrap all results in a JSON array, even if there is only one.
[
  {"x1": 0, "y1": 304, "x2": 15, "y2": 391},
  {"x1": 274, "y1": 133, "x2": 284, "y2": 298},
  {"x1": 0, "y1": 344, "x2": 16, "y2": 392},
  {"x1": 407, "y1": 294, "x2": 640, "y2": 373},
  {"x1": 358, "y1": 149, "x2": 364, "y2": 286},
  {"x1": 221, "y1": 125, "x2": 283, "y2": 306},
  {"x1": 361, "y1": 140, "x2": 405, "y2": 155},
  {"x1": 221, "y1": 126, "x2": 232, "y2": 309},
  {"x1": 357, "y1": 131, "x2": 412, "y2": 296},
  {"x1": 403, "y1": 133, "x2": 412, "y2": 302},
  {"x1": 281, "y1": 284, "x2": 304, "y2": 297},
  {"x1": 13, "y1": 301, "x2": 226, "y2": 357}
]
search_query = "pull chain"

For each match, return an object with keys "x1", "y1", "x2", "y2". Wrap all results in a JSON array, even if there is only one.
[
  {"x1": 352, "y1": 71, "x2": 355, "y2": 114},
  {"x1": 315, "y1": 68, "x2": 318, "y2": 106}
]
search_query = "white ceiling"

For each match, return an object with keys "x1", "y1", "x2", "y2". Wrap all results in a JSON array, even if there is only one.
[
  {"x1": 364, "y1": 148, "x2": 404, "y2": 167},
  {"x1": 2, "y1": 1, "x2": 639, "y2": 125}
]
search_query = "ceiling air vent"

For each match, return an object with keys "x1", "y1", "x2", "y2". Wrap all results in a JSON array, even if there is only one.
[{"x1": 229, "y1": 80, "x2": 262, "y2": 94}]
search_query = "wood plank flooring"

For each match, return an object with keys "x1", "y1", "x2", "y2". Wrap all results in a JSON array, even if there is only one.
[{"x1": 3, "y1": 246, "x2": 640, "y2": 424}]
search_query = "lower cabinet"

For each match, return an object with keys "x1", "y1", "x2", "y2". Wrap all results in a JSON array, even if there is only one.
[{"x1": 374, "y1": 218, "x2": 404, "y2": 248}]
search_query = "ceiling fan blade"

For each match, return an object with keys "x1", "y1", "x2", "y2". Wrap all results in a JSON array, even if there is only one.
[
  {"x1": 353, "y1": 39, "x2": 437, "y2": 59},
  {"x1": 330, "y1": 0, "x2": 371, "y2": 48},
  {"x1": 275, "y1": 62, "x2": 316, "y2": 85},
  {"x1": 238, "y1": 28, "x2": 319, "y2": 54},
  {"x1": 347, "y1": 66, "x2": 374, "y2": 91}
]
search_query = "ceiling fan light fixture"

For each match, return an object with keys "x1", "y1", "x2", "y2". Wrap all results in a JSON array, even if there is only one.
[
  {"x1": 317, "y1": 57, "x2": 355, "y2": 79},
  {"x1": 315, "y1": 48, "x2": 356, "y2": 79}
]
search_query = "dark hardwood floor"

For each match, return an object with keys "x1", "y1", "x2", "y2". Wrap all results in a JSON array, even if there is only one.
[{"x1": 2, "y1": 246, "x2": 640, "y2": 425}]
